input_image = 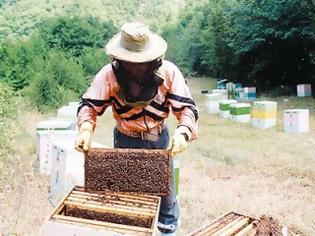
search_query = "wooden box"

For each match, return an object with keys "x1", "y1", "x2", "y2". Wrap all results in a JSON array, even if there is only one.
[
  {"x1": 85, "y1": 148, "x2": 172, "y2": 196},
  {"x1": 188, "y1": 212, "x2": 258, "y2": 236},
  {"x1": 41, "y1": 186, "x2": 161, "y2": 236}
]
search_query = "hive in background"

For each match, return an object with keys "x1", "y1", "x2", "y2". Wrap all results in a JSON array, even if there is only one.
[
  {"x1": 229, "y1": 103, "x2": 251, "y2": 123},
  {"x1": 204, "y1": 93, "x2": 223, "y2": 114},
  {"x1": 297, "y1": 84, "x2": 312, "y2": 97},
  {"x1": 243, "y1": 87, "x2": 256, "y2": 101},
  {"x1": 41, "y1": 186, "x2": 160, "y2": 236},
  {"x1": 50, "y1": 142, "x2": 106, "y2": 204},
  {"x1": 252, "y1": 101, "x2": 277, "y2": 129},
  {"x1": 36, "y1": 119, "x2": 76, "y2": 175},
  {"x1": 284, "y1": 109, "x2": 309, "y2": 134},
  {"x1": 212, "y1": 89, "x2": 228, "y2": 100},
  {"x1": 85, "y1": 148, "x2": 172, "y2": 196},
  {"x1": 219, "y1": 99, "x2": 238, "y2": 119}
]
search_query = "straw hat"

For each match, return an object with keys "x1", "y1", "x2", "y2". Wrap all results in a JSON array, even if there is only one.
[{"x1": 105, "y1": 22, "x2": 167, "y2": 63}]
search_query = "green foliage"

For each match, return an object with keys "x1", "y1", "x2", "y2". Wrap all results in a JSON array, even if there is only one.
[
  {"x1": 24, "y1": 71, "x2": 62, "y2": 111},
  {"x1": 0, "y1": 0, "x2": 185, "y2": 40},
  {"x1": 0, "y1": 34, "x2": 48, "y2": 90},
  {"x1": 79, "y1": 47, "x2": 108, "y2": 75},
  {"x1": 0, "y1": 15, "x2": 115, "y2": 111},
  {"x1": 163, "y1": 0, "x2": 315, "y2": 92},
  {"x1": 224, "y1": 0, "x2": 315, "y2": 91},
  {"x1": 162, "y1": 7, "x2": 209, "y2": 75},
  {"x1": 24, "y1": 49, "x2": 87, "y2": 111},
  {"x1": 39, "y1": 16, "x2": 117, "y2": 57}
]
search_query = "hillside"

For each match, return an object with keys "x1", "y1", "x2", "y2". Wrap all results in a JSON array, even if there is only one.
[{"x1": 0, "y1": 0, "x2": 189, "y2": 40}]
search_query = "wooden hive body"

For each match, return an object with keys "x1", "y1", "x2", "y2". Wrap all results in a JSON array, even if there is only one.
[
  {"x1": 42, "y1": 186, "x2": 161, "y2": 236},
  {"x1": 188, "y1": 212, "x2": 258, "y2": 236}
]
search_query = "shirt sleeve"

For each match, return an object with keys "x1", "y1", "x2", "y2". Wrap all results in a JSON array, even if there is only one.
[
  {"x1": 166, "y1": 63, "x2": 199, "y2": 140},
  {"x1": 77, "y1": 66, "x2": 111, "y2": 129}
]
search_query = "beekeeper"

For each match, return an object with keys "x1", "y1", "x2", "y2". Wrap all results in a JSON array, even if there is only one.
[{"x1": 75, "y1": 22, "x2": 199, "y2": 235}]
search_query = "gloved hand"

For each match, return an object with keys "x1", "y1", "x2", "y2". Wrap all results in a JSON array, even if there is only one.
[
  {"x1": 168, "y1": 126, "x2": 192, "y2": 157},
  {"x1": 75, "y1": 122, "x2": 93, "y2": 152}
]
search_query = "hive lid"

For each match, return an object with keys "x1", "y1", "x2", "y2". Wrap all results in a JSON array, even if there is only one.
[{"x1": 229, "y1": 103, "x2": 251, "y2": 108}]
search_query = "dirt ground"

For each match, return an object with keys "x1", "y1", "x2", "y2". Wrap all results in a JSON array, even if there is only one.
[{"x1": 1, "y1": 77, "x2": 315, "y2": 235}]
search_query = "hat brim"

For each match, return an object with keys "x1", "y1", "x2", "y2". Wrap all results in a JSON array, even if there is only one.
[{"x1": 105, "y1": 32, "x2": 167, "y2": 63}]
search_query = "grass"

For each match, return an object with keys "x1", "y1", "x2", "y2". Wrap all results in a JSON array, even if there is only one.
[{"x1": 1, "y1": 77, "x2": 315, "y2": 235}]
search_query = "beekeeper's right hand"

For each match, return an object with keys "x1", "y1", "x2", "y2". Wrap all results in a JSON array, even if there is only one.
[{"x1": 75, "y1": 122, "x2": 93, "y2": 152}]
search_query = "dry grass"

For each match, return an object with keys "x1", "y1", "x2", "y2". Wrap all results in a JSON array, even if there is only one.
[
  {"x1": 0, "y1": 108, "x2": 54, "y2": 235},
  {"x1": 1, "y1": 77, "x2": 315, "y2": 235}
]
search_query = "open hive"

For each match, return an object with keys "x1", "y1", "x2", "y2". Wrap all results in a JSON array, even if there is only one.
[
  {"x1": 42, "y1": 186, "x2": 161, "y2": 236},
  {"x1": 85, "y1": 148, "x2": 172, "y2": 196},
  {"x1": 189, "y1": 212, "x2": 258, "y2": 236}
]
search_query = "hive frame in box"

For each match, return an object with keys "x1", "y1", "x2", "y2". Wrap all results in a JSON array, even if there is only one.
[
  {"x1": 41, "y1": 186, "x2": 161, "y2": 236},
  {"x1": 84, "y1": 148, "x2": 172, "y2": 196},
  {"x1": 188, "y1": 211, "x2": 259, "y2": 236}
]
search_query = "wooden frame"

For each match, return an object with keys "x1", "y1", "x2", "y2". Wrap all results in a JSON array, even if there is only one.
[
  {"x1": 84, "y1": 148, "x2": 172, "y2": 196},
  {"x1": 188, "y1": 211, "x2": 258, "y2": 236},
  {"x1": 41, "y1": 186, "x2": 161, "y2": 236}
]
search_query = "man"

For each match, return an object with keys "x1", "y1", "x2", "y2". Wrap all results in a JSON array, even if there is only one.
[{"x1": 75, "y1": 22, "x2": 199, "y2": 235}]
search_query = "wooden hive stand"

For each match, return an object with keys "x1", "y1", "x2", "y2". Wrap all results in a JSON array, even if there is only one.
[{"x1": 41, "y1": 186, "x2": 161, "y2": 236}]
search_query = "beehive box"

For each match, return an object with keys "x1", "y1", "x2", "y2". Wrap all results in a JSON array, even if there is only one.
[
  {"x1": 252, "y1": 101, "x2": 277, "y2": 129},
  {"x1": 219, "y1": 99, "x2": 238, "y2": 119},
  {"x1": 41, "y1": 186, "x2": 160, "y2": 236},
  {"x1": 284, "y1": 109, "x2": 309, "y2": 134},
  {"x1": 252, "y1": 101, "x2": 277, "y2": 119},
  {"x1": 57, "y1": 106, "x2": 77, "y2": 120},
  {"x1": 212, "y1": 89, "x2": 228, "y2": 99},
  {"x1": 235, "y1": 88, "x2": 244, "y2": 100},
  {"x1": 243, "y1": 87, "x2": 256, "y2": 101},
  {"x1": 230, "y1": 103, "x2": 251, "y2": 123},
  {"x1": 297, "y1": 84, "x2": 312, "y2": 97},
  {"x1": 188, "y1": 212, "x2": 258, "y2": 236},
  {"x1": 50, "y1": 142, "x2": 107, "y2": 204},
  {"x1": 36, "y1": 120, "x2": 76, "y2": 175},
  {"x1": 85, "y1": 148, "x2": 172, "y2": 196},
  {"x1": 205, "y1": 93, "x2": 222, "y2": 114}
]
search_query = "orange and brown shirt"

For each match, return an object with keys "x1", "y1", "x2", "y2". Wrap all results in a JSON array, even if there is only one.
[{"x1": 77, "y1": 60, "x2": 199, "y2": 140}]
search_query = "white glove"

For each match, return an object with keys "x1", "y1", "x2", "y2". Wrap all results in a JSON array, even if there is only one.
[
  {"x1": 75, "y1": 122, "x2": 93, "y2": 152},
  {"x1": 168, "y1": 126, "x2": 192, "y2": 157}
]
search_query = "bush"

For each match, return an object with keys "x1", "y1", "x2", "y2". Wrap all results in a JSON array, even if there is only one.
[
  {"x1": 79, "y1": 47, "x2": 108, "y2": 75},
  {"x1": 24, "y1": 50, "x2": 87, "y2": 111},
  {"x1": 38, "y1": 16, "x2": 117, "y2": 57},
  {"x1": 0, "y1": 34, "x2": 48, "y2": 90}
]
